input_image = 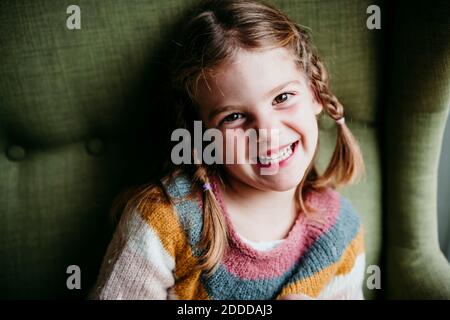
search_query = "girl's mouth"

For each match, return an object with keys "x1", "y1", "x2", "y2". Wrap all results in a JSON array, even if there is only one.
[{"x1": 256, "y1": 140, "x2": 299, "y2": 168}]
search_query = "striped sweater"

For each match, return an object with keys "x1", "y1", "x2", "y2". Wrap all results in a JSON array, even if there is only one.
[{"x1": 91, "y1": 174, "x2": 365, "y2": 300}]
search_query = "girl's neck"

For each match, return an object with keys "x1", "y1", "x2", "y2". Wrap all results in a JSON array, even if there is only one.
[
  {"x1": 218, "y1": 174, "x2": 299, "y2": 242},
  {"x1": 221, "y1": 175, "x2": 297, "y2": 209}
]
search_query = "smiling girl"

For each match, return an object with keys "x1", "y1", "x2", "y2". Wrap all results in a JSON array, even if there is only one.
[{"x1": 91, "y1": 0, "x2": 366, "y2": 300}]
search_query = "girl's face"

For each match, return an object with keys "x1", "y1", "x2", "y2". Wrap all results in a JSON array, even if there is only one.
[{"x1": 195, "y1": 47, "x2": 322, "y2": 192}]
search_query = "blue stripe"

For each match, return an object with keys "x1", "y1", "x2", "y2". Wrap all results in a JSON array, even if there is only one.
[
  {"x1": 283, "y1": 196, "x2": 360, "y2": 283},
  {"x1": 164, "y1": 174, "x2": 204, "y2": 256}
]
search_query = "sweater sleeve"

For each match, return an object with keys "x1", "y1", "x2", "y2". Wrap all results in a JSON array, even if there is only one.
[{"x1": 89, "y1": 189, "x2": 177, "y2": 300}]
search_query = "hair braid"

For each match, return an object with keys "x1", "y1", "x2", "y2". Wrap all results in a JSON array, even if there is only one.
[
  {"x1": 308, "y1": 51, "x2": 365, "y2": 187},
  {"x1": 193, "y1": 163, "x2": 228, "y2": 276}
]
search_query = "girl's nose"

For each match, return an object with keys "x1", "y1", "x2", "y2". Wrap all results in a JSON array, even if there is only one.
[
  {"x1": 253, "y1": 112, "x2": 280, "y2": 144},
  {"x1": 253, "y1": 111, "x2": 277, "y2": 131}
]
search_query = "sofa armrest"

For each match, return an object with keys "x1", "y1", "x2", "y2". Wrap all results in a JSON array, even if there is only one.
[
  {"x1": 387, "y1": 246, "x2": 450, "y2": 299},
  {"x1": 384, "y1": 0, "x2": 450, "y2": 299}
]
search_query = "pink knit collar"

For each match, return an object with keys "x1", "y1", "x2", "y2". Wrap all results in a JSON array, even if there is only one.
[{"x1": 210, "y1": 176, "x2": 311, "y2": 260}]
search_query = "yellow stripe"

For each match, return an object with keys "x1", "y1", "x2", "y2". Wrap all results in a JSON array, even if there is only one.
[
  {"x1": 336, "y1": 226, "x2": 364, "y2": 276},
  {"x1": 139, "y1": 188, "x2": 209, "y2": 299},
  {"x1": 276, "y1": 227, "x2": 365, "y2": 299}
]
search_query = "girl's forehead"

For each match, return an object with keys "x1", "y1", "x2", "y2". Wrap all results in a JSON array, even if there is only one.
[
  {"x1": 213, "y1": 47, "x2": 298, "y2": 75},
  {"x1": 197, "y1": 47, "x2": 306, "y2": 102},
  {"x1": 197, "y1": 48, "x2": 307, "y2": 117}
]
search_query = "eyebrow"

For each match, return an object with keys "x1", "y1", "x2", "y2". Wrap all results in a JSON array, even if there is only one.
[{"x1": 207, "y1": 79, "x2": 302, "y2": 121}]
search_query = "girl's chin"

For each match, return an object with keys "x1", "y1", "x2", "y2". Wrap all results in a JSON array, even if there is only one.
[
  {"x1": 260, "y1": 177, "x2": 303, "y2": 192},
  {"x1": 224, "y1": 163, "x2": 308, "y2": 191},
  {"x1": 248, "y1": 168, "x2": 305, "y2": 191}
]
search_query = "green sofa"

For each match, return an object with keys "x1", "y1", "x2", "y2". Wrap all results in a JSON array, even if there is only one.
[{"x1": 1, "y1": 0, "x2": 449, "y2": 299}]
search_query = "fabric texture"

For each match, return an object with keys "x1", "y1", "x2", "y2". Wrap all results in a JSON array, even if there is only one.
[
  {"x1": 384, "y1": 0, "x2": 450, "y2": 299},
  {"x1": 91, "y1": 174, "x2": 365, "y2": 300}
]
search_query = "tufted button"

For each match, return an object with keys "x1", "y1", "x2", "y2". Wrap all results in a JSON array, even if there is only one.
[
  {"x1": 85, "y1": 138, "x2": 105, "y2": 156},
  {"x1": 6, "y1": 145, "x2": 26, "y2": 161}
]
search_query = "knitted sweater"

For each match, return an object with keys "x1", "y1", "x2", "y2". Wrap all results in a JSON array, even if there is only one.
[{"x1": 91, "y1": 174, "x2": 365, "y2": 300}]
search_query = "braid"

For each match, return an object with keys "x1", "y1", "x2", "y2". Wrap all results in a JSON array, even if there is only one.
[
  {"x1": 309, "y1": 53, "x2": 343, "y2": 120},
  {"x1": 307, "y1": 48, "x2": 365, "y2": 187},
  {"x1": 193, "y1": 164, "x2": 228, "y2": 276}
]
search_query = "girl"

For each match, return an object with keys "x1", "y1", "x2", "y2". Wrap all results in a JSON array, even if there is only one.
[{"x1": 91, "y1": 0, "x2": 366, "y2": 300}]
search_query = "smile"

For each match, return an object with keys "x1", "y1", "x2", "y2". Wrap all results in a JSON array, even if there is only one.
[{"x1": 257, "y1": 140, "x2": 299, "y2": 165}]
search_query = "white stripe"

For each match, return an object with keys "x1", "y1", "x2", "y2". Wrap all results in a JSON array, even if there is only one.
[
  {"x1": 95, "y1": 209, "x2": 176, "y2": 299},
  {"x1": 317, "y1": 253, "x2": 366, "y2": 300},
  {"x1": 126, "y1": 209, "x2": 176, "y2": 279}
]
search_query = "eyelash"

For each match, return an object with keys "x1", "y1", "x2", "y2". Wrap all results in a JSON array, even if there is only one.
[
  {"x1": 272, "y1": 92, "x2": 295, "y2": 105},
  {"x1": 219, "y1": 92, "x2": 296, "y2": 125}
]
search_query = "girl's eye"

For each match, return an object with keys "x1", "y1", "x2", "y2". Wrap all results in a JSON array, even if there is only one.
[
  {"x1": 273, "y1": 92, "x2": 294, "y2": 105},
  {"x1": 222, "y1": 113, "x2": 245, "y2": 124}
]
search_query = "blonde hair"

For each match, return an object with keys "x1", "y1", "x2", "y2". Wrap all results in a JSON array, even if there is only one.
[{"x1": 118, "y1": 0, "x2": 365, "y2": 276}]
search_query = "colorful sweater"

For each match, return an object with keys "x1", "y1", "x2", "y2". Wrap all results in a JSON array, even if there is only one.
[{"x1": 91, "y1": 174, "x2": 365, "y2": 300}]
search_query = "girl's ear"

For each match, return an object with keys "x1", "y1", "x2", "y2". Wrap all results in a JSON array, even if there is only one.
[
  {"x1": 307, "y1": 79, "x2": 323, "y2": 115},
  {"x1": 313, "y1": 99, "x2": 323, "y2": 115}
]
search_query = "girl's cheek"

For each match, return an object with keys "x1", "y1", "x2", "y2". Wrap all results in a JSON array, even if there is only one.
[
  {"x1": 285, "y1": 102, "x2": 301, "y2": 115},
  {"x1": 284, "y1": 105, "x2": 319, "y2": 147}
]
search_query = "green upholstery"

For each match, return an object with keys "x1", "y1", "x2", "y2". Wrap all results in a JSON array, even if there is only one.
[
  {"x1": 0, "y1": 0, "x2": 449, "y2": 299},
  {"x1": 384, "y1": 1, "x2": 450, "y2": 299}
]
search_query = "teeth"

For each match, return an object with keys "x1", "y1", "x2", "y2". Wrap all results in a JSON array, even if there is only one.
[{"x1": 258, "y1": 143, "x2": 294, "y2": 165}]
